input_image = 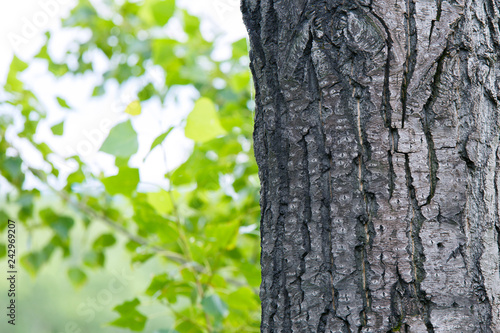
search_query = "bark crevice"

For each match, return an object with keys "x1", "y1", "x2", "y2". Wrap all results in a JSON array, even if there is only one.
[
  {"x1": 420, "y1": 46, "x2": 448, "y2": 206},
  {"x1": 404, "y1": 154, "x2": 435, "y2": 332},
  {"x1": 428, "y1": 0, "x2": 442, "y2": 46},
  {"x1": 401, "y1": 0, "x2": 417, "y2": 128}
]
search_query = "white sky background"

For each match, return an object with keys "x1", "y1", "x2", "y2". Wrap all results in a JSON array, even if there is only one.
[{"x1": 0, "y1": 0, "x2": 247, "y2": 192}]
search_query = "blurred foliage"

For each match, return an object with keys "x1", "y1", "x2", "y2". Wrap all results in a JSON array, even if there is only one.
[{"x1": 0, "y1": 0, "x2": 260, "y2": 332}]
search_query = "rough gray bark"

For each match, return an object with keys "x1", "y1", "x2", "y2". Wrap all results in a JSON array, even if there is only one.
[{"x1": 242, "y1": 0, "x2": 500, "y2": 331}]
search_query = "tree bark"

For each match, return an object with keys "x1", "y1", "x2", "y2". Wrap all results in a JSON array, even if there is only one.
[{"x1": 242, "y1": 0, "x2": 500, "y2": 331}]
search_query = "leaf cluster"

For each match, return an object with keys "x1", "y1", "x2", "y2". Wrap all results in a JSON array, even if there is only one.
[{"x1": 0, "y1": 0, "x2": 259, "y2": 332}]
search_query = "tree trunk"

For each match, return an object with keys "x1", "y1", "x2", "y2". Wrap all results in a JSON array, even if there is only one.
[{"x1": 241, "y1": 0, "x2": 500, "y2": 331}]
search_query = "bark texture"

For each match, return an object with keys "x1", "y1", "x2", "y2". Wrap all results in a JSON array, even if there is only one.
[{"x1": 242, "y1": 0, "x2": 500, "y2": 331}]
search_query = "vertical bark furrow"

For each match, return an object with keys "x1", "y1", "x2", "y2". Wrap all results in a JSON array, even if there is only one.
[
  {"x1": 353, "y1": 85, "x2": 377, "y2": 329},
  {"x1": 403, "y1": 153, "x2": 435, "y2": 332},
  {"x1": 401, "y1": 0, "x2": 418, "y2": 128},
  {"x1": 420, "y1": 46, "x2": 447, "y2": 206},
  {"x1": 428, "y1": 0, "x2": 442, "y2": 45},
  {"x1": 370, "y1": 10, "x2": 400, "y2": 205},
  {"x1": 389, "y1": 268, "x2": 416, "y2": 331}
]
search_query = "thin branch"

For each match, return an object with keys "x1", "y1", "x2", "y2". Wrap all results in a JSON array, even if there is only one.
[{"x1": 28, "y1": 167, "x2": 188, "y2": 265}]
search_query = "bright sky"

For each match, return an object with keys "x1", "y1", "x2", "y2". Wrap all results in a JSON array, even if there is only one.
[{"x1": 0, "y1": 0, "x2": 247, "y2": 192}]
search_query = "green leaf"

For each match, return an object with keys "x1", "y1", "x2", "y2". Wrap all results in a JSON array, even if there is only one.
[
  {"x1": 147, "y1": 278, "x2": 194, "y2": 303},
  {"x1": 125, "y1": 100, "x2": 142, "y2": 116},
  {"x1": 21, "y1": 243, "x2": 55, "y2": 276},
  {"x1": 133, "y1": 198, "x2": 179, "y2": 243},
  {"x1": 83, "y1": 250, "x2": 105, "y2": 268},
  {"x1": 48, "y1": 61, "x2": 69, "y2": 77},
  {"x1": 202, "y1": 294, "x2": 228, "y2": 319},
  {"x1": 201, "y1": 273, "x2": 226, "y2": 289},
  {"x1": 154, "y1": 330, "x2": 180, "y2": 333},
  {"x1": 185, "y1": 98, "x2": 226, "y2": 143},
  {"x1": 175, "y1": 321, "x2": 203, "y2": 333},
  {"x1": 149, "y1": 127, "x2": 174, "y2": 153},
  {"x1": 0, "y1": 243, "x2": 6, "y2": 259},
  {"x1": 17, "y1": 192, "x2": 36, "y2": 220},
  {"x1": 102, "y1": 167, "x2": 140, "y2": 196},
  {"x1": 125, "y1": 240, "x2": 141, "y2": 252},
  {"x1": 50, "y1": 217, "x2": 74, "y2": 241},
  {"x1": 226, "y1": 287, "x2": 258, "y2": 311},
  {"x1": 2, "y1": 156, "x2": 24, "y2": 186},
  {"x1": 145, "y1": 273, "x2": 170, "y2": 297},
  {"x1": 138, "y1": 83, "x2": 156, "y2": 101},
  {"x1": 0, "y1": 212, "x2": 8, "y2": 232},
  {"x1": 152, "y1": 0, "x2": 175, "y2": 26},
  {"x1": 205, "y1": 220, "x2": 240, "y2": 250},
  {"x1": 182, "y1": 11, "x2": 201, "y2": 36},
  {"x1": 170, "y1": 149, "x2": 222, "y2": 190},
  {"x1": 35, "y1": 142, "x2": 52, "y2": 157},
  {"x1": 141, "y1": 216, "x2": 179, "y2": 244},
  {"x1": 241, "y1": 262, "x2": 261, "y2": 287},
  {"x1": 110, "y1": 298, "x2": 147, "y2": 331},
  {"x1": 92, "y1": 85, "x2": 105, "y2": 96},
  {"x1": 230, "y1": 71, "x2": 251, "y2": 92},
  {"x1": 39, "y1": 208, "x2": 57, "y2": 224},
  {"x1": 6, "y1": 56, "x2": 28, "y2": 92},
  {"x1": 51, "y1": 121, "x2": 64, "y2": 136},
  {"x1": 131, "y1": 252, "x2": 154, "y2": 264},
  {"x1": 151, "y1": 38, "x2": 178, "y2": 66},
  {"x1": 146, "y1": 189, "x2": 178, "y2": 215},
  {"x1": 56, "y1": 96, "x2": 71, "y2": 109},
  {"x1": 232, "y1": 38, "x2": 249, "y2": 59},
  {"x1": 115, "y1": 156, "x2": 129, "y2": 168},
  {"x1": 66, "y1": 169, "x2": 85, "y2": 186},
  {"x1": 92, "y1": 233, "x2": 117, "y2": 250},
  {"x1": 39, "y1": 209, "x2": 74, "y2": 241},
  {"x1": 99, "y1": 120, "x2": 139, "y2": 158},
  {"x1": 68, "y1": 267, "x2": 88, "y2": 288}
]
